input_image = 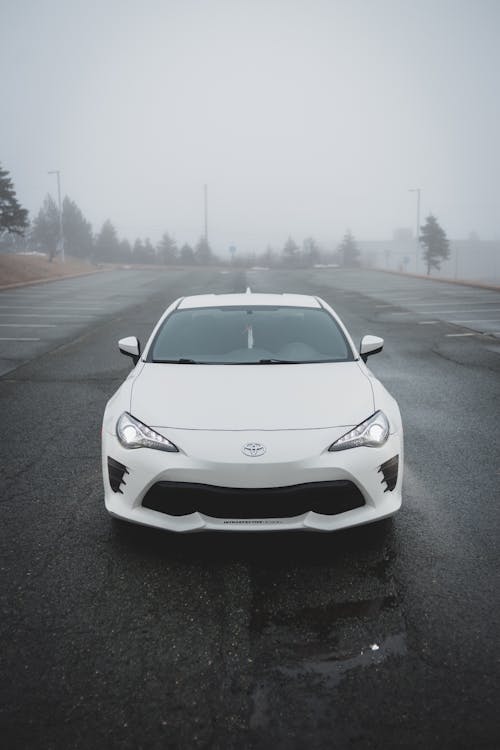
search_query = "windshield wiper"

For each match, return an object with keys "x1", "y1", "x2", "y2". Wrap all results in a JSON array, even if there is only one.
[
  {"x1": 257, "y1": 358, "x2": 300, "y2": 364},
  {"x1": 153, "y1": 358, "x2": 200, "y2": 364}
]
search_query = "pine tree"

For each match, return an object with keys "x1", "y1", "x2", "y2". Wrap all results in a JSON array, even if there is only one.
[
  {"x1": 0, "y1": 164, "x2": 29, "y2": 244},
  {"x1": 302, "y1": 237, "x2": 320, "y2": 267},
  {"x1": 157, "y1": 232, "x2": 178, "y2": 264},
  {"x1": 94, "y1": 220, "x2": 120, "y2": 262},
  {"x1": 338, "y1": 231, "x2": 360, "y2": 267},
  {"x1": 143, "y1": 238, "x2": 157, "y2": 264},
  {"x1": 419, "y1": 214, "x2": 450, "y2": 275},
  {"x1": 132, "y1": 238, "x2": 146, "y2": 263},
  {"x1": 194, "y1": 237, "x2": 213, "y2": 265},
  {"x1": 62, "y1": 197, "x2": 93, "y2": 259},
  {"x1": 179, "y1": 243, "x2": 195, "y2": 265},
  {"x1": 30, "y1": 194, "x2": 60, "y2": 260},
  {"x1": 119, "y1": 239, "x2": 132, "y2": 262}
]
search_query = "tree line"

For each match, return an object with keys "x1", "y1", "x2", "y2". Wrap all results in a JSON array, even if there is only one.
[
  {"x1": 0, "y1": 163, "x2": 450, "y2": 273},
  {"x1": 26, "y1": 194, "x2": 216, "y2": 266}
]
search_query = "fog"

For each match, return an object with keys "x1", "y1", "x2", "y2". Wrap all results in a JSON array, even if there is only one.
[{"x1": 1, "y1": 0, "x2": 499, "y2": 254}]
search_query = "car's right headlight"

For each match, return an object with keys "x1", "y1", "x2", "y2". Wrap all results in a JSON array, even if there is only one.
[
  {"x1": 329, "y1": 411, "x2": 389, "y2": 451},
  {"x1": 116, "y1": 412, "x2": 178, "y2": 452}
]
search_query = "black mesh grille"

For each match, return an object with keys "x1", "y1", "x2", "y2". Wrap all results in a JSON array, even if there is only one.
[
  {"x1": 379, "y1": 456, "x2": 399, "y2": 492},
  {"x1": 141, "y1": 480, "x2": 365, "y2": 519},
  {"x1": 108, "y1": 457, "x2": 128, "y2": 493}
]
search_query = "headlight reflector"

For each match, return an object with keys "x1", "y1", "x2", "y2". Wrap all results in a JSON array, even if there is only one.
[
  {"x1": 116, "y1": 412, "x2": 178, "y2": 452},
  {"x1": 329, "y1": 411, "x2": 389, "y2": 451}
]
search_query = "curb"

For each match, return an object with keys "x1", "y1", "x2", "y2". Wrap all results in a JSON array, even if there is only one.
[
  {"x1": 0, "y1": 268, "x2": 106, "y2": 292},
  {"x1": 377, "y1": 268, "x2": 500, "y2": 291}
]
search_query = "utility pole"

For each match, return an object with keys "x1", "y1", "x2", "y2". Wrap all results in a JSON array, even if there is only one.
[
  {"x1": 204, "y1": 183, "x2": 208, "y2": 244},
  {"x1": 48, "y1": 170, "x2": 64, "y2": 262},
  {"x1": 409, "y1": 188, "x2": 421, "y2": 273}
]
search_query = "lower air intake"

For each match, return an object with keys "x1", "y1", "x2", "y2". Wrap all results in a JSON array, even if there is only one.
[
  {"x1": 379, "y1": 456, "x2": 399, "y2": 492},
  {"x1": 108, "y1": 457, "x2": 128, "y2": 493},
  {"x1": 142, "y1": 480, "x2": 365, "y2": 519}
]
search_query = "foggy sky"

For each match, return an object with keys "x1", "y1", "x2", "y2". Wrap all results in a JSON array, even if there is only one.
[{"x1": 1, "y1": 0, "x2": 499, "y2": 254}]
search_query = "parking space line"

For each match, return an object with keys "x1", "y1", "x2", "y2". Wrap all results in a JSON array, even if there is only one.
[
  {"x1": 377, "y1": 298, "x2": 424, "y2": 303},
  {"x1": 419, "y1": 308, "x2": 500, "y2": 315},
  {"x1": 450, "y1": 318, "x2": 500, "y2": 324},
  {"x1": 0, "y1": 313, "x2": 96, "y2": 319},
  {"x1": 0, "y1": 296, "x2": 107, "y2": 303},
  {"x1": 0, "y1": 305, "x2": 106, "y2": 311},
  {"x1": 0, "y1": 323, "x2": 57, "y2": 328},
  {"x1": 409, "y1": 300, "x2": 500, "y2": 306}
]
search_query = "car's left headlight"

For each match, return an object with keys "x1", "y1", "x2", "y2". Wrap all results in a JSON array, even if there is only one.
[
  {"x1": 116, "y1": 412, "x2": 178, "y2": 452},
  {"x1": 329, "y1": 411, "x2": 389, "y2": 452}
]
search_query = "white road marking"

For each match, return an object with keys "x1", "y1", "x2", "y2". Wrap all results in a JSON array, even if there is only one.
[
  {"x1": 0, "y1": 337, "x2": 41, "y2": 341},
  {"x1": 450, "y1": 319, "x2": 500, "y2": 324},
  {"x1": 418, "y1": 321, "x2": 437, "y2": 324},
  {"x1": 0, "y1": 305, "x2": 106, "y2": 311},
  {"x1": 0, "y1": 313, "x2": 96, "y2": 319},
  {"x1": 0, "y1": 296, "x2": 107, "y2": 303},
  {"x1": 418, "y1": 308, "x2": 500, "y2": 315},
  {"x1": 0, "y1": 323, "x2": 57, "y2": 328},
  {"x1": 377, "y1": 297, "x2": 424, "y2": 303},
  {"x1": 445, "y1": 333, "x2": 476, "y2": 337},
  {"x1": 406, "y1": 297, "x2": 498, "y2": 307}
]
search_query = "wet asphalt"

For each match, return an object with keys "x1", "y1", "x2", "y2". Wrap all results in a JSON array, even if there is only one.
[{"x1": 0, "y1": 267, "x2": 499, "y2": 750}]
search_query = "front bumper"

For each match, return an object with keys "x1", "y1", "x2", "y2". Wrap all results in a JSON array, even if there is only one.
[{"x1": 102, "y1": 426, "x2": 403, "y2": 532}]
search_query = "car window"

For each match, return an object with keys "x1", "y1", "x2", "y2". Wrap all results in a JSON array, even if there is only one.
[{"x1": 147, "y1": 306, "x2": 354, "y2": 363}]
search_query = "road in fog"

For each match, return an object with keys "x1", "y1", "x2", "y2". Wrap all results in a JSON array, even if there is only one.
[{"x1": 1, "y1": 268, "x2": 498, "y2": 750}]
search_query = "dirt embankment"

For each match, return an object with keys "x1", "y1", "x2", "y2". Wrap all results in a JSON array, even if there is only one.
[{"x1": 0, "y1": 253, "x2": 99, "y2": 288}]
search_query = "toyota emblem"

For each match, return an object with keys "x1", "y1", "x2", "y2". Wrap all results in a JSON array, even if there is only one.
[{"x1": 242, "y1": 442, "x2": 266, "y2": 457}]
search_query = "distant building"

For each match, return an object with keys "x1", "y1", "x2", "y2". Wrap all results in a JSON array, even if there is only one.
[
  {"x1": 357, "y1": 233, "x2": 500, "y2": 283},
  {"x1": 393, "y1": 227, "x2": 413, "y2": 242}
]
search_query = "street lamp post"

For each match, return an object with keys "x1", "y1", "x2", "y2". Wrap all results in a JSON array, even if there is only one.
[
  {"x1": 48, "y1": 170, "x2": 64, "y2": 262},
  {"x1": 409, "y1": 188, "x2": 421, "y2": 274}
]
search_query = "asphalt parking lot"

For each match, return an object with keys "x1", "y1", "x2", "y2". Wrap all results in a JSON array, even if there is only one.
[
  {"x1": 0, "y1": 269, "x2": 195, "y2": 377},
  {"x1": 1, "y1": 267, "x2": 498, "y2": 750},
  {"x1": 251, "y1": 267, "x2": 500, "y2": 336}
]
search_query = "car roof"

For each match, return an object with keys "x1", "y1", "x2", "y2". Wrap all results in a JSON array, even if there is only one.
[{"x1": 177, "y1": 292, "x2": 322, "y2": 309}]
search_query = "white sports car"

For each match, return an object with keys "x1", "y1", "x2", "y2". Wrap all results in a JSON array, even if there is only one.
[{"x1": 102, "y1": 291, "x2": 403, "y2": 532}]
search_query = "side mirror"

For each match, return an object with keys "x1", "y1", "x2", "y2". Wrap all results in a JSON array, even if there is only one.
[
  {"x1": 359, "y1": 335, "x2": 384, "y2": 363},
  {"x1": 118, "y1": 336, "x2": 141, "y2": 365}
]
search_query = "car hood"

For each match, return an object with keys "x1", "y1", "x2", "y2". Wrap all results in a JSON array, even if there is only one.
[{"x1": 130, "y1": 361, "x2": 374, "y2": 430}]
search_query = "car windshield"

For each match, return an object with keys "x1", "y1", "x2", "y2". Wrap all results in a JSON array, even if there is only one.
[{"x1": 147, "y1": 306, "x2": 354, "y2": 364}]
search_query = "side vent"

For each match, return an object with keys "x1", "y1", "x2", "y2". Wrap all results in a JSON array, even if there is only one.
[
  {"x1": 108, "y1": 457, "x2": 129, "y2": 493},
  {"x1": 379, "y1": 456, "x2": 399, "y2": 492}
]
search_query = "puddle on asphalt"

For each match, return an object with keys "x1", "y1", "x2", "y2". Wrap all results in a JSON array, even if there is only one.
[
  {"x1": 279, "y1": 632, "x2": 407, "y2": 682},
  {"x1": 250, "y1": 632, "x2": 407, "y2": 730}
]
